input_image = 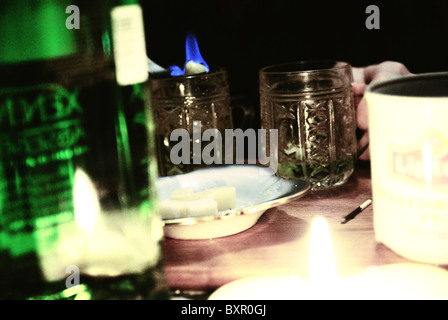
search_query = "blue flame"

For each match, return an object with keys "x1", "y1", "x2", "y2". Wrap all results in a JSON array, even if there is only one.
[
  {"x1": 185, "y1": 33, "x2": 209, "y2": 69},
  {"x1": 169, "y1": 33, "x2": 210, "y2": 76},
  {"x1": 169, "y1": 65, "x2": 184, "y2": 76}
]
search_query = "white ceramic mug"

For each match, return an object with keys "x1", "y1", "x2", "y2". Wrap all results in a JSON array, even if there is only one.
[{"x1": 366, "y1": 72, "x2": 448, "y2": 264}]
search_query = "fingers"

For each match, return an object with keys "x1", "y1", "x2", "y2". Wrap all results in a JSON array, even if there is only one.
[
  {"x1": 352, "y1": 60, "x2": 411, "y2": 141},
  {"x1": 364, "y1": 61, "x2": 411, "y2": 84},
  {"x1": 351, "y1": 61, "x2": 411, "y2": 162},
  {"x1": 357, "y1": 130, "x2": 370, "y2": 161},
  {"x1": 352, "y1": 69, "x2": 368, "y2": 131},
  {"x1": 352, "y1": 67, "x2": 366, "y2": 84},
  {"x1": 352, "y1": 81, "x2": 366, "y2": 96},
  {"x1": 356, "y1": 97, "x2": 369, "y2": 130},
  {"x1": 353, "y1": 61, "x2": 411, "y2": 89},
  {"x1": 352, "y1": 67, "x2": 368, "y2": 130},
  {"x1": 359, "y1": 146, "x2": 370, "y2": 161}
]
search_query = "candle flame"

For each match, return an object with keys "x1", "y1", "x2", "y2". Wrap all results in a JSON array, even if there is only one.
[
  {"x1": 73, "y1": 168, "x2": 100, "y2": 234},
  {"x1": 309, "y1": 217, "x2": 338, "y2": 283}
]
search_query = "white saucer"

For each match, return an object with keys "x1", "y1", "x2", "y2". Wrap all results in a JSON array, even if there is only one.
[{"x1": 156, "y1": 164, "x2": 310, "y2": 240}]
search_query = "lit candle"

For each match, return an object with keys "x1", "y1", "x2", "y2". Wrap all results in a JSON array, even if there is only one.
[
  {"x1": 40, "y1": 168, "x2": 160, "y2": 281},
  {"x1": 209, "y1": 217, "x2": 448, "y2": 300},
  {"x1": 73, "y1": 168, "x2": 101, "y2": 235}
]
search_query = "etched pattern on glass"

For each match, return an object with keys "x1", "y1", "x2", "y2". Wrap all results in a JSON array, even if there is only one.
[
  {"x1": 262, "y1": 88, "x2": 357, "y2": 189},
  {"x1": 153, "y1": 96, "x2": 233, "y2": 176}
]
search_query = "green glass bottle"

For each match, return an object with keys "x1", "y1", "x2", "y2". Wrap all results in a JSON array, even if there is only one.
[{"x1": 0, "y1": 0, "x2": 169, "y2": 299}]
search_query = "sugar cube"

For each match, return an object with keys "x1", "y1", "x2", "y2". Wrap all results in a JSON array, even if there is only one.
[
  {"x1": 159, "y1": 199, "x2": 187, "y2": 220},
  {"x1": 186, "y1": 198, "x2": 218, "y2": 217},
  {"x1": 203, "y1": 186, "x2": 236, "y2": 211},
  {"x1": 169, "y1": 187, "x2": 194, "y2": 201}
]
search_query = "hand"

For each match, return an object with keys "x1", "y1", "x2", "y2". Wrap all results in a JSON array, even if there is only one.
[{"x1": 352, "y1": 61, "x2": 411, "y2": 160}]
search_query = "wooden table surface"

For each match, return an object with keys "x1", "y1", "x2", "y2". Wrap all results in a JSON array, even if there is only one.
[{"x1": 162, "y1": 161, "x2": 416, "y2": 293}]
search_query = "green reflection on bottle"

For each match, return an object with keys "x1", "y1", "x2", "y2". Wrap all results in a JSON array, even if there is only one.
[{"x1": 0, "y1": 0, "x2": 76, "y2": 63}]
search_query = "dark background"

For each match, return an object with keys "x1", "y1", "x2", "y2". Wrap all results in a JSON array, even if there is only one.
[{"x1": 141, "y1": 0, "x2": 448, "y2": 128}]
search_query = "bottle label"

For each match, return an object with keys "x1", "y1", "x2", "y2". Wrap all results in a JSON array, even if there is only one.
[
  {"x1": 111, "y1": 4, "x2": 148, "y2": 86},
  {"x1": 0, "y1": 84, "x2": 87, "y2": 256}
]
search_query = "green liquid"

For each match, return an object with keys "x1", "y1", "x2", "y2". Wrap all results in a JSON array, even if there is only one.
[{"x1": 277, "y1": 156, "x2": 356, "y2": 189}]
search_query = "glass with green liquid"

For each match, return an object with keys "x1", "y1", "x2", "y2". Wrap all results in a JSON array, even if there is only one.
[
  {"x1": 0, "y1": 0, "x2": 169, "y2": 299},
  {"x1": 260, "y1": 61, "x2": 357, "y2": 190}
]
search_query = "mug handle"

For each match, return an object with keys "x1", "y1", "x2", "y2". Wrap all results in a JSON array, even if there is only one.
[{"x1": 230, "y1": 95, "x2": 256, "y2": 129}]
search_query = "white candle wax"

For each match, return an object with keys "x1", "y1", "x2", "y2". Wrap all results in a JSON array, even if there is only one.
[{"x1": 209, "y1": 217, "x2": 448, "y2": 300}]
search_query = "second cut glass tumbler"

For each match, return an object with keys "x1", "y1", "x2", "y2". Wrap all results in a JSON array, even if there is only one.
[{"x1": 260, "y1": 61, "x2": 357, "y2": 190}]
